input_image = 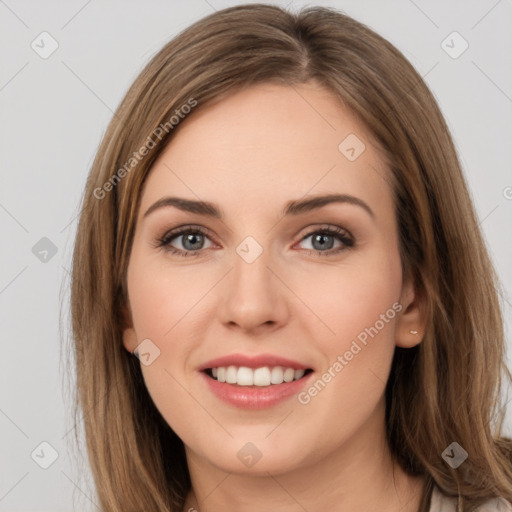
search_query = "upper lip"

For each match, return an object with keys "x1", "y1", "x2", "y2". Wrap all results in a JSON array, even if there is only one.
[{"x1": 198, "y1": 353, "x2": 312, "y2": 371}]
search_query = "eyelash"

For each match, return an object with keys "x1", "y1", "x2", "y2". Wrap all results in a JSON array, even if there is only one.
[{"x1": 155, "y1": 224, "x2": 355, "y2": 258}]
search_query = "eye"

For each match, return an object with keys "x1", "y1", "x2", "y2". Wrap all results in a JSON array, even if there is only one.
[
  {"x1": 296, "y1": 225, "x2": 354, "y2": 256},
  {"x1": 155, "y1": 224, "x2": 354, "y2": 258},
  {"x1": 156, "y1": 226, "x2": 214, "y2": 257}
]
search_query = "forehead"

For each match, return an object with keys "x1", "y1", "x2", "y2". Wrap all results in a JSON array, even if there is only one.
[{"x1": 138, "y1": 82, "x2": 393, "y2": 221}]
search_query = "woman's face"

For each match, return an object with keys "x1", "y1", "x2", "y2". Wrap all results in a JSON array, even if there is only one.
[{"x1": 123, "y1": 82, "x2": 423, "y2": 475}]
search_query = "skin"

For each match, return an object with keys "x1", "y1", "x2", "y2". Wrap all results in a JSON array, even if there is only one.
[{"x1": 122, "y1": 81, "x2": 428, "y2": 512}]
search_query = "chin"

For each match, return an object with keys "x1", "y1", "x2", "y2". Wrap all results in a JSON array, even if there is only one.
[{"x1": 192, "y1": 436, "x2": 316, "y2": 476}]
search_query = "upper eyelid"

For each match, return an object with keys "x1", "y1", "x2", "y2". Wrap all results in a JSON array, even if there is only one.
[
  {"x1": 160, "y1": 223, "x2": 351, "y2": 235},
  {"x1": 160, "y1": 224, "x2": 216, "y2": 242}
]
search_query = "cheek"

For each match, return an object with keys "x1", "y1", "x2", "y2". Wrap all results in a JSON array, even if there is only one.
[
  {"x1": 127, "y1": 251, "x2": 206, "y2": 341},
  {"x1": 126, "y1": 253, "x2": 204, "y2": 438},
  {"x1": 296, "y1": 247, "x2": 402, "y2": 349}
]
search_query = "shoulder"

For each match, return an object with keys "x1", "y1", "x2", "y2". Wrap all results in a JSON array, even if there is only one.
[
  {"x1": 477, "y1": 498, "x2": 512, "y2": 512},
  {"x1": 430, "y1": 485, "x2": 512, "y2": 512}
]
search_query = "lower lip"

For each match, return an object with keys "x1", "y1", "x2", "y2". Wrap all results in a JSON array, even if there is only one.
[{"x1": 200, "y1": 371, "x2": 313, "y2": 410}]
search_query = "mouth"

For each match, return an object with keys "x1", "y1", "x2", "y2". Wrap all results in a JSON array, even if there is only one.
[
  {"x1": 198, "y1": 353, "x2": 315, "y2": 408},
  {"x1": 203, "y1": 366, "x2": 314, "y2": 387}
]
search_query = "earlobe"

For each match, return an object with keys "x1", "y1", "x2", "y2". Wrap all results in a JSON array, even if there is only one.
[
  {"x1": 123, "y1": 327, "x2": 138, "y2": 354},
  {"x1": 395, "y1": 278, "x2": 428, "y2": 348},
  {"x1": 121, "y1": 307, "x2": 138, "y2": 353}
]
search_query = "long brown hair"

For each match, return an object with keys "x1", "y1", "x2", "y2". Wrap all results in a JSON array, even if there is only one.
[{"x1": 67, "y1": 4, "x2": 512, "y2": 511}]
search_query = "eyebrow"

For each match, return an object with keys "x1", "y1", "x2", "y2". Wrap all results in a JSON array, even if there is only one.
[{"x1": 143, "y1": 193, "x2": 374, "y2": 220}]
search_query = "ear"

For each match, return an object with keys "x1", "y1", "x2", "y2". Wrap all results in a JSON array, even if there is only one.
[
  {"x1": 121, "y1": 306, "x2": 138, "y2": 354},
  {"x1": 395, "y1": 276, "x2": 428, "y2": 348}
]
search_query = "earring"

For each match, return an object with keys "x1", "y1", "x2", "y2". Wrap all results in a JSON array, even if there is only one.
[{"x1": 409, "y1": 330, "x2": 419, "y2": 335}]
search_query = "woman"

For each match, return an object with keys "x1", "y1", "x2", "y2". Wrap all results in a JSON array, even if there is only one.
[{"x1": 69, "y1": 4, "x2": 512, "y2": 511}]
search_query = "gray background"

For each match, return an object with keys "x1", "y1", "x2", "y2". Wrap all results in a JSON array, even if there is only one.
[{"x1": 1, "y1": 0, "x2": 511, "y2": 510}]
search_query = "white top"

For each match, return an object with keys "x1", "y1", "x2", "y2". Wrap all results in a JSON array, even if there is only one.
[{"x1": 430, "y1": 485, "x2": 512, "y2": 511}]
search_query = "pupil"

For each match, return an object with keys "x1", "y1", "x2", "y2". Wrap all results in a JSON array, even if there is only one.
[
  {"x1": 184, "y1": 233, "x2": 202, "y2": 250},
  {"x1": 313, "y1": 234, "x2": 333, "y2": 250}
]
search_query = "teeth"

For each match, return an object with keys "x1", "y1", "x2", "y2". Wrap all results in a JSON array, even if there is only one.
[
  {"x1": 253, "y1": 367, "x2": 270, "y2": 386},
  {"x1": 294, "y1": 369, "x2": 305, "y2": 380},
  {"x1": 283, "y1": 368, "x2": 295, "y2": 382},
  {"x1": 226, "y1": 366, "x2": 237, "y2": 384},
  {"x1": 209, "y1": 366, "x2": 308, "y2": 386},
  {"x1": 237, "y1": 367, "x2": 253, "y2": 386}
]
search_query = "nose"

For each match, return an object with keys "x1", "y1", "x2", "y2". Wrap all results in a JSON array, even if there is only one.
[{"x1": 217, "y1": 243, "x2": 290, "y2": 334}]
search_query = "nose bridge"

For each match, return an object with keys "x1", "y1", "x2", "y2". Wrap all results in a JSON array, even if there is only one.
[
  {"x1": 218, "y1": 232, "x2": 288, "y2": 330},
  {"x1": 231, "y1": 233, "x2": 275, "y2": 298}
]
